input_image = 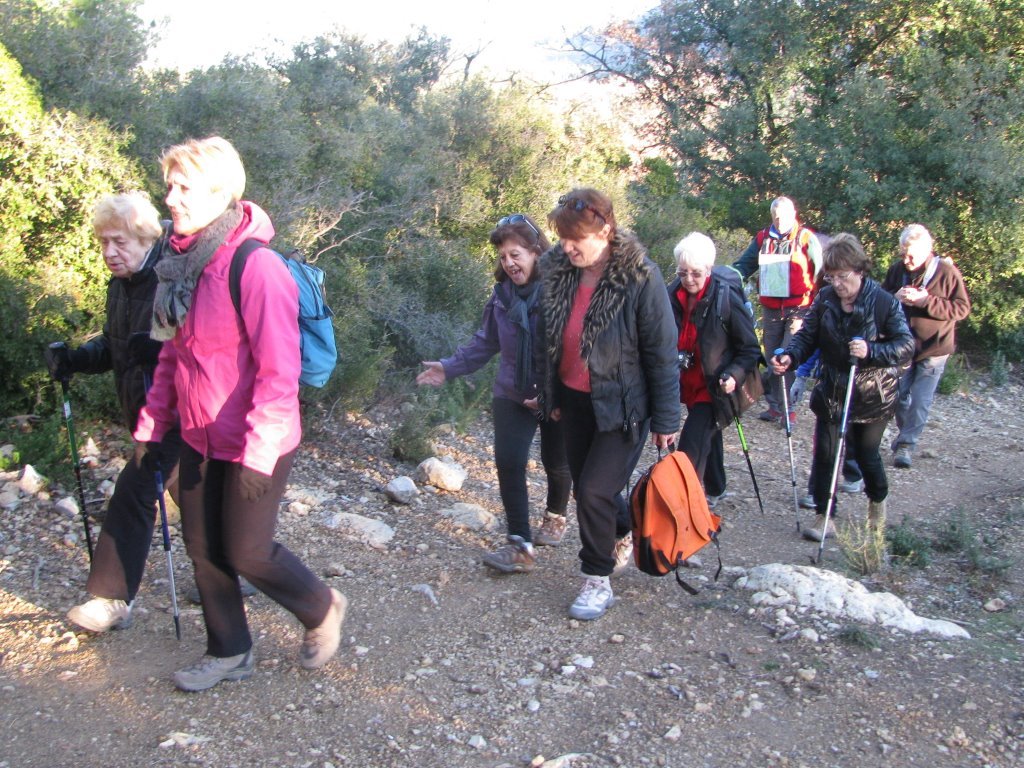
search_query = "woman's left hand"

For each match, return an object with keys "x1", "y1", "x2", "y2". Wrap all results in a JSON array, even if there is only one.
[
  {"x1": 719, "y1": 375, "x2": 736, "y2": 394},
  {"x1": 652, "y1": 432, "x2": 675, "y2": 450},
  {"x1": 848, "y1": 338, "x2": 869, "y2": 360}
]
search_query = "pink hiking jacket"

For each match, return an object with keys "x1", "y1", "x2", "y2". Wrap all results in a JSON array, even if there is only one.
[{"x1": 135, "y1": 202, "x2": 301, "y2": 475}]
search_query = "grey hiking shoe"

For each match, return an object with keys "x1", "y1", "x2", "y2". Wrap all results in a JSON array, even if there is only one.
[
  {"x1": 569, "y1": 575, "x2": 615, "y2": 620},
  {"x1": 838, "y1": 478, "x2": 864, "y2": 493},
  {"x1": 300, "y1": 588, "x2": 348, "y2": 670},
  {"x1": 534, "y1": 513, "x2": 567, "y2": 547},
  {"x1": 611, "y1": 533, "x2": 633, "y2": 575},
  {"x1": 482, "y1": 536, "x2": 536, "y2": 573},
  {"x1": 798, "y1": 493, "x2": 816, "y2": 510},
  {"x1": 893, "y1": 446, "x2": 912, "y2": 469},
  {"x1": 67, "y1": 597, "x2": 132, "y2": 633},
  {"x1": 706, "y1": 491, "x2": 734, "y2": 510},
  {"x1": 173, "y1": 650, "x2": 255, "y2": 692},
  {"x1": 187, "y1": 576, "x2": 259, "y2": 605}
]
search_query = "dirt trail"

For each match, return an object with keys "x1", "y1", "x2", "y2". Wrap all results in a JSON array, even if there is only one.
[{"x1": 1, "y1": 380, "x2": 1022, "y2": 767}]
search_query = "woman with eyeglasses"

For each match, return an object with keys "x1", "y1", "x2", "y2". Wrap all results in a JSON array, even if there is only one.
[
  {"x1": 539, "y1": 188, "x2": 679, "y2": 620},
  {"x1": 417, "y1": 214, "x2": 571, "y2": 573},
  {"x1": 771, "y1": 234, "x2": 913, "y2": 541},
  {"x1": 668, "y1": 233, "x2": 761, "y2": 523}
]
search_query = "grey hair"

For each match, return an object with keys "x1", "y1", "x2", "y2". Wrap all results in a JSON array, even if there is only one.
[
  {"x1": 899, "y1": 223, "x2": 933, "y2": 250},
  {"x1": 770, "y1": 196, "x2": 795, "y2": 215},
  {"x1": 673, "y1": 232, "x2": 716, "y2": 271}
]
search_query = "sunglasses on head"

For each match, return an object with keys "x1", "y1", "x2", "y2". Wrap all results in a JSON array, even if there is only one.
[
  {"x1": 557, "y1": 195, "x2": 607, "y2": 225},
  {"x1": 497, "y1": 213, "x2": 541, "y2": 238}
]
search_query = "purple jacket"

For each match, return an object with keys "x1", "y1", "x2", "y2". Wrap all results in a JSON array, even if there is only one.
[{"x1": 442, "y1": 280, "x2": 541, "y2": 404}]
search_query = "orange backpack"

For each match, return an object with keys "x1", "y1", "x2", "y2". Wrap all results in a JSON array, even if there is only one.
[{"x1": 629, "y1": 450, "x2": 723, "y2": 593}]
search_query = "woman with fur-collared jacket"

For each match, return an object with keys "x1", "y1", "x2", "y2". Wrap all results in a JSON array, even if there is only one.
[
  {"x1": 539, "y1": 188, "x2": 680, "y2": 621},
  {"x1": 772, "y1": 234, "x2": 913, "y2": 542}
]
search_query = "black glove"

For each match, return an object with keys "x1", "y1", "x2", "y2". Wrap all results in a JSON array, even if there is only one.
[
  {"x1": 133, "y1": 441, "x2": 164, "y2": 472},
  {"x1": 127, "y1": 332, "x2": 163, "y2": 369},
  {"x1": 239, "y1": 466, "x2": 272, "y2": 503},
  {"x1": 44, "y1": 342, "x2": 73, "y2": 382}
]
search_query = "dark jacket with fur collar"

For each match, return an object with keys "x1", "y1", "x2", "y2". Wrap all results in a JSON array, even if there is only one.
[{"x1": 540, "y1": 231, "x2": 680, "y2": 437}]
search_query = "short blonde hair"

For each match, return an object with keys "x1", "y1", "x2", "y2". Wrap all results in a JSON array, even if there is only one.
[
  {"x1": 92, "y1": 192, "x2": 162, "y2": 245},
  {"x1": 160, "y1": 136, "x2": 246, "y2": 202},
  {"x1": 673, "y1": 232, "x2": 716, "y2": 271}
]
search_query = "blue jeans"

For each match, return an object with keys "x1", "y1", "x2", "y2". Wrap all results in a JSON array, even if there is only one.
[
  {"x1": 893, "y1": 355, "x2": 948, "y2": 450},
  {"x1": 761, "y1": 305, "x2": 808, "y2": 413}
]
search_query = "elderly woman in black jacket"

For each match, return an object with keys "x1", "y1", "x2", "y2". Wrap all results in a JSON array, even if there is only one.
[
  {"x1": 668, "y1": 233, "x2": 761, "y2": 515},
  {"x1": 772, "y1": 234, "x2": 914, "y2": 542},
  {"x1": 540, "y1": 188, "x2": 679, "y2": 621}
]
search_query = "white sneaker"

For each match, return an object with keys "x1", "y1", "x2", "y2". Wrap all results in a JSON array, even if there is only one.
[
  {"x1": 67, "y1": 597, "x2": 132, "y2": 632},
  {"x1": 569, "y1": 576, "x2": 615, "y2": 621},
  {"x1": 611, "y1": 533, "x2": 633, "y2": 575}
]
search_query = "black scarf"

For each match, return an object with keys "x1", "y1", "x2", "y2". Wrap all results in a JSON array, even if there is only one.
[{"x1": 507, "y1": 281, "x2": 540, "y2": 393}]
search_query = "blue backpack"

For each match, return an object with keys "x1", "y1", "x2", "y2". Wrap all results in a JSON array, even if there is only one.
[{"x1": 229, "y1": 239, "x2": 338, "y2": 388}]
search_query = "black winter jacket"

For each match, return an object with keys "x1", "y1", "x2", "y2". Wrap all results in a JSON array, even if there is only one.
[
  {"x1": 784, "y1": 277, "x2": 914, "y2": 423},
  {"x1": 540, "y1": 232, "x2": 680, "y2": 438},
  {"x1": 667, "y1": 272, "x2": 762, "y2": 430},
  {"x1": 72, "y1": 237, "x2": 167, "y2": 431}
]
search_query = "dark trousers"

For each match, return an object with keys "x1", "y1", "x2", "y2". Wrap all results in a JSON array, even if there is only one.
[
  {"x1": 811, "y1": 417, "x2": 888, "y2": 515},
  {"x1": 492, "y1": 397, "x2": 571, "y2": 542},
  {"x1": 86, "y1": 429, "x2": 182, "y2": 602},
  {"x1": 679, "y1": 403, "x2": 725, "y2": 496},
  {"x1": 178, "y1": 442, "x2": 331, "y2": 658},
  {"x1": 559, "y1": 385, "x2": 648, "y2": 577}
]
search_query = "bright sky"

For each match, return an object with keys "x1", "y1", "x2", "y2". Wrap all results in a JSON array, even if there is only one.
[{"x1": 139, "y1": 0, "x2": 658, "y2": 78}]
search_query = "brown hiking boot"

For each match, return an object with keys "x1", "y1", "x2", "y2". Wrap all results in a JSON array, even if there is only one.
[
  {"x1": 868, "y1": 499, "x2": 887, "y2": 530},
  {"x1": 802, "y1": 515, "x2": 837, "y2": 542},
  {"x1": 482, "y1": 536, "x2": 536, "y2": 573},
  {"x1": 535, "y1": 513, "x2": 567, "y2": 547}
]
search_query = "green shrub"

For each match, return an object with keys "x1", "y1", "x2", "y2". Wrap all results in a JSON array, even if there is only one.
[
  {"x1": 886, "y1": 521, "x2": 932, "y2": 567},
  {"x1": 990, "y1": 350, "x2": 1009, "y2": 387},
  {"x1": 937, "y1": 353, "x2": 968, "y2": 395}
]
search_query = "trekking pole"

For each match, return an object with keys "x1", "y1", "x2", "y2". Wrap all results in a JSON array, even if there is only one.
[
  {"x1": 143, "y1": 371, "x2": 181, "y2": 640},
  {"x1": 775, "y1": 348, "x2": 802, "y2": 530},
  {"x1": 725, "y1": 387, "x2": 765, "y2": 516},
  {"x1": 51, "y1": 344, "x2": 94, "y2": 563},
  {"x1": 814, "y1": 339, "x2": 860, "y2": 564}
]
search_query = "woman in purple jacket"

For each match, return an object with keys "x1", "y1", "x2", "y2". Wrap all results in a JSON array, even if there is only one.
[{"x1": 417, "y1": 214, "x2": 571, "y2": 573}]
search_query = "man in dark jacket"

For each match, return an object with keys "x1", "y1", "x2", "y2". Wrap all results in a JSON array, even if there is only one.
[
  {"x1": 45, "y1": 192, "x2": 181, "y2": 633},
  {"x1": 882, "y1": 224, "x2": 970, "y2": 468}
]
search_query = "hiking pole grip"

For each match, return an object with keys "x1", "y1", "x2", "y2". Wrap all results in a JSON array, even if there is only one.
[{"x1": 56, "y1": 373, "x2": 94, "y2": 563}]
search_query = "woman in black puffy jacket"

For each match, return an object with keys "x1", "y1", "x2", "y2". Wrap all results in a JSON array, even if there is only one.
[{"x1": 771, "y1": 234, "x2": 913, "y2": 542}]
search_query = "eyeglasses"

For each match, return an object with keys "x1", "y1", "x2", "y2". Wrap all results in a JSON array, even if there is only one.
[
  {"x1": 497, "y1": 213, "x2": 541, "y2": 238},
  {"x1": 823, "y1": 271, "x2": 857, "y2": 284},
  {"x1": 557, "y1": 195, "x2": 607, "y2": 225},
  {"x1": 676, "y1": 269, "x2": 708, "y2": 280}
]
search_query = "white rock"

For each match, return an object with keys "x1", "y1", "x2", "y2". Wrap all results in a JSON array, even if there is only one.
[
  {"x1": 441, "y1": 503, "x2": 497, "y2": 532},
  {"x1": 384, "y1": 476, "x2": 419, "y2": 504},
  {"x1": 799, "y1": 628, "x2": 820, "y2": 643},
  {"x1": 527, "y1": 699, "x2": 541, "y2": 712},
  {"x1": 0, "y1": 488, "x2": 21, "y2": 510},
  {"x1": 737, "y1": 563, "x2": 971, "y2": 639},
  {"x1": 82, "y1": 437, "x2": 100, "y2": 457},
  {"x1": 54, "y1": 497, "x2": 80, "y2": 519},
  {"x1": 325, "y1": 512, "x2": 395, "y2": 550},
  {"x1": 416, "y1": 457, "x2": 468, "y2": 491},
  {"x1": 18, "y1": 465, "x2": 45, "y2": 495},
  {"x1": 663, "y1": 725, "x2": 682, "y2": 742},
  {"x1": 98, "y1": 480, "x2": 116, "y2": 499},
  {"x1": 983, "y1": 598, "x2": 1006, "y2": 612},
  {"x1": 0, "y1": 443, "x2": 15, "y2": 459},
  {"x1": 468, "y1": 734, "x2": 486, "y2": 750},
  {"x1": 410, "y1": 583, "x2": 438, "y2": 606}
]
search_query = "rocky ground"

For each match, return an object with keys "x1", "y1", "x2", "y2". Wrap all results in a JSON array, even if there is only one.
[{"x1": 1, "y1": 374, "x2": 1023, "y2": 768}]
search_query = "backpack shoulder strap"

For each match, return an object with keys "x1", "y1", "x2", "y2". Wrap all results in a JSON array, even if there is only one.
[{"x1": 229, "y1": 239, "x2": 270, "y2": 316}]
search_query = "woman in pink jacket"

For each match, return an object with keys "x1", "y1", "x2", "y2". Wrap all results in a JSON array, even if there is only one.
[{"x1": 134, "y1": 136, "x2": 346, "y2": 692}]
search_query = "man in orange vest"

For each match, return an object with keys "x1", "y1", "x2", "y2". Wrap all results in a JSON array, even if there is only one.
[{"x1": 733, "y1": 196, "x2": 822, "y2": 424}]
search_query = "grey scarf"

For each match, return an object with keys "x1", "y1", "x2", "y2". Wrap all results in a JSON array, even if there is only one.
[
  {"x1": 507, "y1": 281, "x2": 540, "y2": 393},
  {"x1": 151, "y1": 205, "x2": 243, "y2": 341}
]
